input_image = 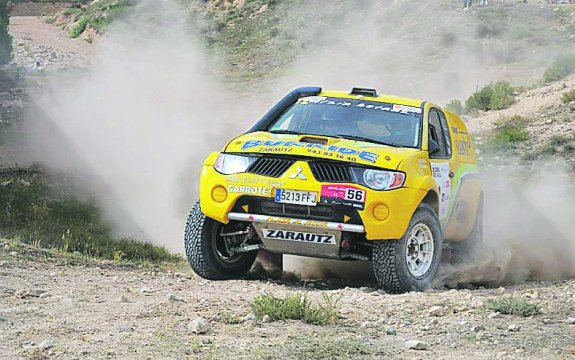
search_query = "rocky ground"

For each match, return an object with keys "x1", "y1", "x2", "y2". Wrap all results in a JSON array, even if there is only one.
[{"x1": 1, "y1": 241, "x2": 574, "y2": 360}]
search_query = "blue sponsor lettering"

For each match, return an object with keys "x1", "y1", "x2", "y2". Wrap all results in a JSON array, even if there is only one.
[
  {"x1": 307, "y1": 143, "x2": 326, "y2": 149},
  {"x1": 241, "y1": 140, "x2": 379, "y2": 163},
  {"x1": 338, "y1": 148, "x2": 359, "y2": 155},
  {"x1": 242, "y1": 140, "x2": 262, "y2": 149},
  {"x1": 359, "y1": 151, "x2": 379, "y2": 163},
  {"x1": 283, "y1": 141, "x2": 304, "y2": 147}
]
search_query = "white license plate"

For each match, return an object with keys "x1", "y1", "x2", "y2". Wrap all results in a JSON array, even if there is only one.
[{"x1": 275, "y1": 189, "x2": 317, "y2": 206}]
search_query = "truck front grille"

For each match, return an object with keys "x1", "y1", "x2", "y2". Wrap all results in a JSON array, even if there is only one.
[
  {"x1": 247, "y1": 158, "x2": 295, "y2": 178},
  {"x1": 309, "y1": 161, "x2": 353, "y2": 183}
]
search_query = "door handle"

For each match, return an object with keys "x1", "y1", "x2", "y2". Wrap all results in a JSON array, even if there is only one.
[{"x1": 449, "y1": 171, "x2": 455, "y2": 178}]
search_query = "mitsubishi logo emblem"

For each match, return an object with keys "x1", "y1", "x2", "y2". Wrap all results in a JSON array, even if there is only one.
[{"x1": 289, "y1": 166, "x2": 307, "y2": 180}]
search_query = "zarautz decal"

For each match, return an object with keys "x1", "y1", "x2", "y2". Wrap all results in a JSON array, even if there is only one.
[
  {"x1": 263, "y1": 229, "x2": 336, "y2": 245},
  {"x1": 320, "y1": 184, "x2": 366, "y2": 210},
  {"x1": 241, "y1": 140, "x2": 379, "y2": 163}
]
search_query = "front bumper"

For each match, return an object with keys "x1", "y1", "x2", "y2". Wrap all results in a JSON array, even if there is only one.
[
  {"x1": 229, "y1": 212, "x2": 364, "y2": 259},
  {"x1": 228, "y1": 212, "x2": 365, "y2": 233},
  {"x1": 199, "y1": 159, "x2": 426, "y2": 240}
]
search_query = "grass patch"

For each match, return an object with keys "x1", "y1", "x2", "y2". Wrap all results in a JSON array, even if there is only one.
[
  {"x1": 255, "y1": 333, "x2": 375, "y2": 359},
  {"x1": 475, "y1": 6, "x2": 509, "y2": 39},
  {"x1": 251, "y1": 292, "x2": 340, "y2": 325},
  {"x1": 218, "y1": 312, "x2": 243, "y2": 325},
  {"x1": 487, "y1": 297, "x2": 541, "y2": 317},
  {"x1": 445, "y1": 99, "x2": 465, "y2": 115},
  {"x1": 63, "y1": 0, "x2": 133, "y2": 38},
  {"x1": 561, "y1": 89, "x2": 575, "y2": 103},
  {"x1": 0, "y1": 0, "x2": 12, "y2": 65},
  {"x1": 541, "y1": 135, "x2": 574, "y2": 156},
  {"x1": 68, "y1": 15, "x2": 89, "y2": 38},
  {"x1": 543, "y1": 53, "x2": 575, "y2": 83},
  {"x1": 489, "y1": 115, "x2": 529, "y2": 148},
  {"x1": 465, "y1": 81, "x2": 515, "y2": 112},
  {"x1": 0, "y1": 167, "x2": 179, "y2": 263}
]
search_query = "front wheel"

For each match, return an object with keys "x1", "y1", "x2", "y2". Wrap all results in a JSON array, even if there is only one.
[
  {"x1": 184, "y1": 202, "x2": 257, "y2": 280},
  {"x1": 372, "y1": 203, "x2": 443, "y2": 294}
]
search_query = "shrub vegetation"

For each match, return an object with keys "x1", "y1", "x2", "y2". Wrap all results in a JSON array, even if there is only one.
[
  {"x1": 487, "y1": 297, "x2": 541, "y2": 317},
  {"x1": 465, "y1": 81, "x2": 515, "y2": 112},
  {"x1": 0, "y1": 0, "x2": 12, "y2": 64},
  {"x1": 0, "y1": 168, "x2": 179, "y2": 263},
  {"x1": 561, "y1": 89, "x2": 575, "y2": 103},
  {"x1": 543, "y1": 54, "x2": 575, "y2": 83},
  {"x1": 251, "y1": 292, "x2": 340, "y2": 325},
  {"x1": 445, "y1": 99, "x2": 465, "y2": 115},
  {"x1": 489, "y1": 115, "x2": 529, "y2": 148}
]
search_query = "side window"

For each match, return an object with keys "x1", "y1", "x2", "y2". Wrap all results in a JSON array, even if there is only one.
[
  {"x1": 438, "y1": 111, "x2": 452, "y2": 157},
  {"x1": 428, "y1": 109, "x2": 450, "y2": 158}
]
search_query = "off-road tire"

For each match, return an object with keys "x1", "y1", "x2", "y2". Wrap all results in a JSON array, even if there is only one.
[
  {"x1": 372, "y1": 203, "x2": 443, "y2": 294},
  {"x1": 184, "y1": 202, "x2": 257, "y2": 280},
  {"x1": 451, "y1": 196, "x2": 484, "y2": 262}
]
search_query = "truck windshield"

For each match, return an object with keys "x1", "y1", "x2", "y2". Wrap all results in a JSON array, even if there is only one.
[{"x1": 268, "y1": 96, "x2": 422, "y2": 148}]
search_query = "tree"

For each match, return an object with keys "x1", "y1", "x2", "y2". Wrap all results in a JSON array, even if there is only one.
[{"x1": 0, "y1": 0, "x2": 12, "y2": 65}]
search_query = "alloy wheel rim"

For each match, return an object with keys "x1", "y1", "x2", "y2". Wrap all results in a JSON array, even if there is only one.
[{"x1": 405, "y1": 223, "x2": 435, "y2": 278}]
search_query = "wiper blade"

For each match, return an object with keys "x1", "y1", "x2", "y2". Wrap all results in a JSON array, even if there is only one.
[
  {"x1": 335, "y1": 134, "x2": 401, "y2": 147},
  {"x1": 268, "y1": 130, "x2": 302, "y2": 135}
]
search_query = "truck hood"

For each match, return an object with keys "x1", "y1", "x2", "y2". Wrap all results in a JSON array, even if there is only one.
[{"x1": 224, "y1": 132, "x2": 419, "y2": 170}]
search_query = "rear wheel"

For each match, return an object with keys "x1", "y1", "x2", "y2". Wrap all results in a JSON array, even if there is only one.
[
  {"x1": 184, "y1": 202, "x2": 257, "y2": 280},
  {"x1": 372, "y1": 203, "x2": 443, "y2": 293}
]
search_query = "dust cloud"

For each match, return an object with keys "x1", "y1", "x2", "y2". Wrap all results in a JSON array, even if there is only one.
[
  {"x1": 443, "y1": 162, "x2": 575, "y2": 286},
  {"x1": 27, "y1": 0, "x2": 257, "y2": 251}
]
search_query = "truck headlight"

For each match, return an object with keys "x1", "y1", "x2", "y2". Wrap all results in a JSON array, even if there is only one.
[
  {"x1": 214, "y1": 154, "x2": 256, "y2": 175},
  {"x1": 362, "y1": 169, "x2": 405, "y2": 190}
]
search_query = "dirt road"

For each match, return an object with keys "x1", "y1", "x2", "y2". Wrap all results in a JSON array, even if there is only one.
[
  {"x1": 9, "y1": 15, "x2": 92, "y2": 71},
  {"x1": 1, "y1": 243, "x2": 574, "y2": 359}
]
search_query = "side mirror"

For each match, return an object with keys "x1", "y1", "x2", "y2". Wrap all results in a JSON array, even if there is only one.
[{"x1": 429, "y1": 139, "x2": 441, "y2": 156}]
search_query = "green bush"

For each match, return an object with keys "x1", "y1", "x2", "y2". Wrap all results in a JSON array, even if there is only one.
[
  {"x1": 0, "y1": 169, "x2": 179, "y2": 263},
  {"x1": 543, "y1": 54, "x2": 575, "y2": 83},
  {"x1": 475, "y1": 7, "x2": 509, "y2": 39},
  {"x1": 487, "y1": 298, "x2": 541, "y2": 317},
  {"x1": 0, "y1": 0, "x2": 12, "y2": 65},
  {"x1": 489, "y1": 115, "x2": 529, "y2": 147},
  {"x1": 541, "y1": 135, "x2": 574, "y2": 156},
  {"x1": 465, "y1": 81, "x2": 515, "y2": 112},
  {"x1": 69, "y1": 15, "x2": 89, "y2": 38},
  {"x1": 445, "y1": 99, "x2": 465, "y2": 115},
  {"x1": 561, "y1": 89, "x2": 575, "y2": 103},
  {"x1": 251, "y1": 293, "x2": 340, "y2": 325}
]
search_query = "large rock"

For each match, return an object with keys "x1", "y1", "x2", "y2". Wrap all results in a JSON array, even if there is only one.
[
  {"x1": 428, "y1": 305, "x2": 445, "y2": 317},
  {"x1": 189, "y1": 317, "x2": 209, "y2": 334},
  {"x1": 406, "y1": 339, "x2": 428, "y2": 350}
]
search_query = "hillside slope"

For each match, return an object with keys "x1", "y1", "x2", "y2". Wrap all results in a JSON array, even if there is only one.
[{"x1": 49, "y1": 0, "x2": 575, "y2": 101}]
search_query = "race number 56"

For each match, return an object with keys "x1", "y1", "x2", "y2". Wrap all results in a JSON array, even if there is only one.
[{"x1": 345, "y1": 188, "x2": 366, "y2": 202}]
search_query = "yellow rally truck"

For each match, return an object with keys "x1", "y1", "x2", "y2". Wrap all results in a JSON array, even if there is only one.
[{"x1": 184, "y1": 87, "x2": 482, "y2": 293}]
